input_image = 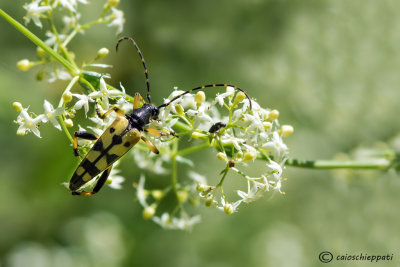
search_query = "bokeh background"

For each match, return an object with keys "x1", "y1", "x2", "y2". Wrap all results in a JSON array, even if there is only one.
[{"x1": 1, "y1": 0, "x2": 400, "y2": 266}]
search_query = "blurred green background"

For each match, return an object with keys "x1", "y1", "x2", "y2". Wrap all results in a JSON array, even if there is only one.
[{"x1": 1, "y1": 0, "x2": 400, "y2": 266}]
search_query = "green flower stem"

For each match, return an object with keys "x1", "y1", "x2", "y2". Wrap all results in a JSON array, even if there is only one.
[
  {"x1": 173, "y1": 120, "x2": 192, "y2": 133},
  {"x1": 0, "y1": 9, "x2": 80, "y2": 75},
  {"x1": 59, "y1": 115, "x2": 74, "y2": 145},
  {"x1": 171, "y1": 140, "x2": 179, "y2": 194},
  {"x1": 285, "y1": 158, "x2": 391, "y2": 170},
  {"x1": 79, "y1": 77, "x2": 96, "y2": 92},
  {"x1": 217, "y1": 167, "x2": 229, "y2": 197},
  {"x1": 58, "y1": 76, "x2": 79, "y2": 107},
  {"x1": 47, "y1": 16, "x2": 78, "y2": 70},
  {"x1": 63, "y1": 29, "x2": 77, "y2": 47}
]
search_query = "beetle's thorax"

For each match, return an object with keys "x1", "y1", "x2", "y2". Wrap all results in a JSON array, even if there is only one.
[{"x1": 126, "y1": 104, "x2": 159, "y2": 130}]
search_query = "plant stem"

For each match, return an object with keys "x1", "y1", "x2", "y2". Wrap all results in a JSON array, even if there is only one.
[
  {"x1": 59, "y1": 115, "x2": 74, "y2": 144},
  {"x1": 171, "y1": 140, "x2": 179, "y2": 194},
  {"x1": 285, "y1": 158, "x2": 391, "y2": 170},
  {"x1": 0, "y1": 9, "x2": 80, "y2": 75}
]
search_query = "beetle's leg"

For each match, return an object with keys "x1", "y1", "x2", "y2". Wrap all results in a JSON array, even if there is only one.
[
  {"x1": 144, "y1": 127, "x2": 176, "y2": 137},
  {"x1": 73, "y1": 131, "x2": 98, "y2": 157},
  {"x1": 96, "y1": 106, "x2": 125, "y2": 119},
  {"x1": 133, "y1": 93, "x2": 146, "y2": 109},
  {"x1": 140, "y1": 136, "x2": 159, "y2": 154},
  {"x1": 72, "y1": 166, "x2": 112, "y2": 196}
]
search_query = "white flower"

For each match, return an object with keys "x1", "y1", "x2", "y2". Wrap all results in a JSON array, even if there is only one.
[
  {"x1": 72, "y1": 93, "x2": 94, "y2": 117},
  {"x1": 44, "y1": 31, "x2": 67, "y2": 47},
  {"x1": 23, "y1": 0, "x2": 52, "y2": 28},
  {"x1": 237, "y1": 181, "x2": 262, "y2": 203},
  {"x1": 186, "y1": 103, "x2": 214, "y2": 129},
  {"x1": 42, "y1": 100, "x2": 64, "y2": 130},
  {"x1": 217, "y1": 197, "x2": 242, "y2": 215},
  {"x1": 152, "y1": 213, "x2": 171, "y2": 228},
  {"x1": 221, "y1": 134, "x2": 244, "y2": 151},
  {"x1": 213, "y1": 87, "x2": 235, "y2": 106},
  {"x1": 47, "y1": 69, "x2": 71, "y2": 83},
  {"x1": 107, "y1": 8, "x2": 124, "y2": 34},
  {"x1": 253, "y1": 176, "x2": 270, "y2": 192},
  {"x1": 15, "y1": 108, "x2": 46, "y2": 138},
  {"x1": 171, "y1": 214, "x2": 201, "y2": 230},
  {"x1": 152, "y1": 213, "x2": 201, "y2": 230},
  {"x1": 107, "y1": 168, "x2": 125, "y2": 189},
  {"x1": 62, "y1": 13, "x2": 80, "y2": 31},
  {"x1": 52, "y1": 0, "x2": 87, "y2": 12},
  {"x1": 89, "y1": 78, "x2": 124, "y2": 110},
  {"x1": 265, "y1": 160, "x2": 283, "y2": 180},
  {"x1": 262, "y1": 132, "x2": 288, "y2": 161}
]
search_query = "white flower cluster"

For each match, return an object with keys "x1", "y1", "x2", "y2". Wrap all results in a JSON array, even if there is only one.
[
  {"x1": 19, "y1": 0, "x2": 124, "y2": 83},
  {"x1": 134, "y1": 86, "x2": 294, "y2": 229},
  {"x1": 13, "y1": 77, "x2": 128, "y2": 190},
  {"x1": 13, "y1": 0, "x2": 294, "y2": 230}
]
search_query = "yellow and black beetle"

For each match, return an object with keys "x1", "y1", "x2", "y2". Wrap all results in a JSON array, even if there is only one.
[{"x1": 69, "y1": 37, "x2": 252, "y2": 196}]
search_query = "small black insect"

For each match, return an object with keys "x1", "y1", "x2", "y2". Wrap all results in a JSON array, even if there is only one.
[
  {"x1": 69, "y1": 36, "x2": 252, "y2": 196},
  {"x1": 208, "y1": 122, "x2": 226, "y2": 134}
]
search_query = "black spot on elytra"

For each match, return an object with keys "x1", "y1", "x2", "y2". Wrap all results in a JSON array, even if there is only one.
[
  {"x1": 124, "y1": 141, "x2": 130, "y2": 147},
  {"x1": 80, "y1": 159, "x2": 100, "y2": 177},
  {"x1": 110, "y1": 127, "x2": 115, "y2": 133},
  {"x1": 112, "y1": 134, "x2": 123, "y2": 145},
  {"x1": 93, "y1": 140, "x2": 103, "y2": 151},
  {"x1": 106, "y1": 153, "x2": 119, "y2": 165}
]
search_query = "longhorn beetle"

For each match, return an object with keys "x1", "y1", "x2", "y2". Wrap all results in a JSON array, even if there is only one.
[{"x1": 69, "y1": 36, "x2": 253, "y2": 196}]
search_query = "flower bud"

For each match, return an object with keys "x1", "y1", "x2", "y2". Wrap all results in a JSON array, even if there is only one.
[
  {"x1": 97, "y1": 48, "x2": 109, "y2": 59},
  {"x1": 205, "y1": 197, "x2": 217, "y2": 207},
  {"x1": 280, "y1": 125, "x2": 294, "y2": 136},
  {"x1": 12, "y1": 102, "x2": 23, "y2": 112},
  {"x1": 16, "y1": 128, "x2": 27, "y2": 136},
  {"x1": 217, "y1": 152, "x2": 228, "y2": 162},
  {"x1": 107, "y1": 0, "x2": 120, "y2": 7},
  {"x1": 195, "y1": 91, "x2": 205, "y2": 108},
  {"x1": 191, "y1": 132, "x2": 207, "y2": 139},
  {"x1": 263, "y1": 121, "x2": 272, "y2": 130},
  {"x1": 143, "y1": 204, "x2": 156, "y2": 220},
  {"x1": 268, "y1": 109, "x2": 279, "y2": 121},
  {"x1": 151, "y1": 190, "x2": 163, "y2": 200},
  {"x1": 36, "y1": 47, "x2": 46, "y2": 57},
  {"x1": 65, "y1": 118, "x2": 73, "y2": 127},
  {"x1": 196, "y1": 184, "x2": 207, "y2": 192},
  {"x1": 17, "y1": 59, "x2": 33, "y2": 71},
  {"x1": 226, "y1": 86, "x2": 235, "y2": 100},
  {"x1": 175, "y1": 104, "x2": 185, "y2": 116},
  {"x1": 68, "y1": 109, "x2": 76, "y2": 118},
  {"x1": 224, "y1": 203, "x2": 233, "y2": 215},
  {"x1": 62, "y1": 91, "x2": 73, "y2": 103},
  {"x1": 177, "y1": 190, "x2": 188, "y2": 203},
  {"x1": 243, "y1": 151, "x2": 256, "y2": 161},
  {"x1": 233, "y1": 92, "x2": 246, "y2": 106}
]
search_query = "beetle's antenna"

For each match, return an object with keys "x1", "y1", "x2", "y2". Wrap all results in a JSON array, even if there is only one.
[
  {"x1": 158, "y1": 84, "x2": 252, "y2": 110},
  {"x1": 116, "y1": 37, "x2": 152, "y2": 103}
]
